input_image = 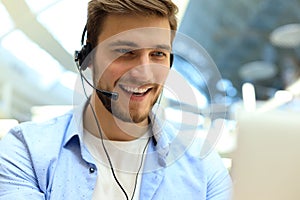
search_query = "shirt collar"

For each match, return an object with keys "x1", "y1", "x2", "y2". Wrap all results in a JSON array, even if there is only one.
[
  {"x1": 63, "y1": 100, "x2": 176, "y2": 166},
  {"x1": 149, "y1": 104, "x2": 177, "y2": 166},
  {"x1": 63, "y1": 101, "x2": 87, "y2": 147}
]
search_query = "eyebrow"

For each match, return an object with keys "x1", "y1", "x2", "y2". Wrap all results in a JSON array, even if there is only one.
[{"x1": 109, "y1": 40, "x2": 171, "y2": 51}]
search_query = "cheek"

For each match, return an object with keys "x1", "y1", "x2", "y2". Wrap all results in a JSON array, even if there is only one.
[
  {"x1": 153, "y1": 67, "x2": 170, "y2": 84},
  {"x1": 100, "y1": 63, "x2": 127, "y2": 84},
  {"x1": 93, "y1": 51, "x2": 119, "y2": 81}
]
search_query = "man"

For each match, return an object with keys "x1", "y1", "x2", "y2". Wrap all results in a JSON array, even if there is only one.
[{"x1": 0, "y1": 0, "x2": 232, "y2": 199}]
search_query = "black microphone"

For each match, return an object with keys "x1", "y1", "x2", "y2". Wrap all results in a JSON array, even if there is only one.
[
  {"x1": 79, "y1": 70, "x2": 119, "y2": 100},
  {"x1": 95, "y1": 87, "x2": 119, "y2": 101}
]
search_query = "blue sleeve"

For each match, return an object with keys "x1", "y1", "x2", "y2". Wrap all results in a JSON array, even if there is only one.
[
  {"x1": 0, "y1": 128, "x2": 45, "y2": 200},
  {"x1": 205, "y1": 151, "x2": 232, "y2": 200}
]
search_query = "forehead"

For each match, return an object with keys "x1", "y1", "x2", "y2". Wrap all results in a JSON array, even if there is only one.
[{"x1": 97, "y1": 14, "x2": 172, "y2": 48}]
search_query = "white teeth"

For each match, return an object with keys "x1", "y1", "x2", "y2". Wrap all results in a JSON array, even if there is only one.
[{"x1": 122, "y1": 86, "x2": 149, "y2": 93}]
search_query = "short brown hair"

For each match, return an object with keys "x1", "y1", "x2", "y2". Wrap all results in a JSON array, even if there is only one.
[{"x1": 87, "y1": 0, "x2": 178, "y2": 48}]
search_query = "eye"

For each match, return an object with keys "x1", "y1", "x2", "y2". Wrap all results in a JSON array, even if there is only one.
[
  {"x1": 115, "y1": 48, "x2": 134, "y2": 55},
  {"x1": 152, "y1": 51, "x2": 167, "y2": 58}
]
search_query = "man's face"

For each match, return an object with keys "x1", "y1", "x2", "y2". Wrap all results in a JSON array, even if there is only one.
[{"x1": 92, "y1": 14, "x2": 172, "y2": 124}]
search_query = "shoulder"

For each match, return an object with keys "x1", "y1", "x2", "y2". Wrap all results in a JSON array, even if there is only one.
[
  {"x1": 183, "y1": 135, "x2": 229, "y2": 177},
  {"x1": 182, "y1": 136, "x2": 232, "y2": 199},
  {"x1": 188, "y1": 136, "x2": 232, "y2": 199},
  {"x1": 162, "y1": 132, "x2": 232, "y2": 199},
  {"x1": 0, "y1": 112, "x2": 74, "y2": 157},
  {"x1": 0, "y1": 112, "x2": 78, "y2": 197},
  {"x1": 16, "y1": 112, "x2": 73, "y2": 139},
  {"x1": 18, "y1": 112, "x2": 73, "y2": 136}
]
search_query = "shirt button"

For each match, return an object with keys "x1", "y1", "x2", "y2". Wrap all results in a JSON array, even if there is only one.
[{"x1": 89, "y1": 167, "x2": 96, "y2": 174}]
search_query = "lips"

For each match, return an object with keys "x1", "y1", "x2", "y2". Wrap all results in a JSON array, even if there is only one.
[{"x1": 120, "y1": 84, "x2": 152, "y2": 96}]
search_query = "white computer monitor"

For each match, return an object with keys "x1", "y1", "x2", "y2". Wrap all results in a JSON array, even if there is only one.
[{"x1": 232, "y1": 109, "x2": 300, "y2": 200}]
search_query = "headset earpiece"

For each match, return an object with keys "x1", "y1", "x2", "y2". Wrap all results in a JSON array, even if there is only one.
[
  {"x1": 74, "y1": 24, "x2": 92, "y2": 71},
  {"x1": 74, "y1": 42, "x2": 92, "y2": 71},
  {"x1": 170, "y1": 53, "x2": 174, "y2": 68}
]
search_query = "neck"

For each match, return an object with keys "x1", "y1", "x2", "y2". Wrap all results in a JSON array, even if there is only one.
[{"x1": 83, "y1": 94, "x2": 150, "y2": 141}]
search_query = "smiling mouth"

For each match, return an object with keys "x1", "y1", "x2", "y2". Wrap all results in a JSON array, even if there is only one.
[{"x1": 120, "y1": 85, "x2": 153, "y2": 97}]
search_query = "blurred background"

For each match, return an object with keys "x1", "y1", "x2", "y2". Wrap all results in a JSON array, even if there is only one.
[{"x1": 1, "y1": 0, "x2": 300, "y2": 167}]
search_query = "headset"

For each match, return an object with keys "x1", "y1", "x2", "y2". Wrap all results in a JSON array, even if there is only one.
[
  {"x1": 74, "y1": 25, "x2": 91, "y2": 71},
  {"x1": 74, "y1": 24, "x2": 172, "y2": 200}
]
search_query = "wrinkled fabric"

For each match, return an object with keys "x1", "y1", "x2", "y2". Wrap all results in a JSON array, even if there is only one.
[{"x1": 0, "y1": 102, "x2": 232, "y2": 200}]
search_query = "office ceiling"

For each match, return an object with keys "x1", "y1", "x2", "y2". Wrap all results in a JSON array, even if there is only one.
[
  {"x1": 179, "y1": 0, "x2": 300, "y2": 101},
  {"x1": 1, "y1": 0, "x2": 89, "y2": 121},
  {"x1": 0, "y1": 0, "x2": 300, "y2": 122}
]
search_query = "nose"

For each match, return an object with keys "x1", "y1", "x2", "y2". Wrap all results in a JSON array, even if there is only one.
[{"x1": 128, "y1": 53, "x2": 154, "y2": 81}]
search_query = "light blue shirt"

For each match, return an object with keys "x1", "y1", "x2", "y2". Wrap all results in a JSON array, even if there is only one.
[{"x1": 0, "y1": 102, "x2": 232, "y2": 200}]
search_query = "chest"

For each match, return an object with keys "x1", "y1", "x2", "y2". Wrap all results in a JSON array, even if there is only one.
[
  {"x1": 42, "y1": 140, "x2": 206, "y2": 200},
  {"x1": 139, "y1": 164, "x2": 207, "y2": 200}
]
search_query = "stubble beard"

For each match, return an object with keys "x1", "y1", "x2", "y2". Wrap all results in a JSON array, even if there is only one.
[{"x1": 95, "y1": 84, "x2": 161, "y2": 124}]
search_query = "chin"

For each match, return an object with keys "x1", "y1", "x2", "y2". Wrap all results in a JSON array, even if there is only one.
[{"x1": 130, "y1": 112, "x2": 150, "y2": 124}]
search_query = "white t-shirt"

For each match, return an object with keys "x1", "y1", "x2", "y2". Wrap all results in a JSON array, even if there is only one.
[{"x1": 83, "y1": 130, "x2": 150, "y2": 200}]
